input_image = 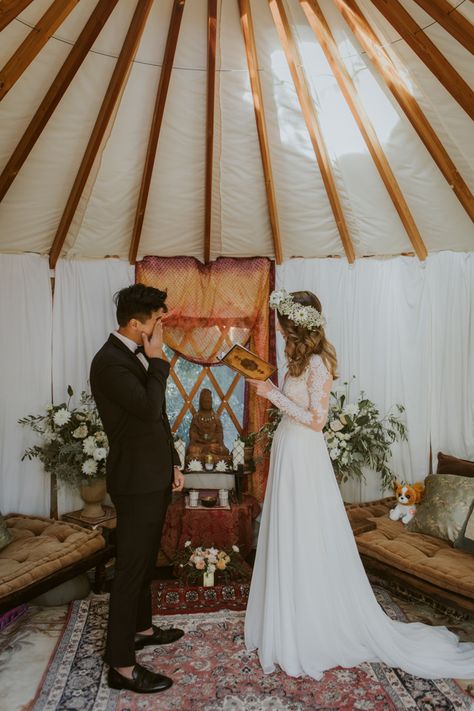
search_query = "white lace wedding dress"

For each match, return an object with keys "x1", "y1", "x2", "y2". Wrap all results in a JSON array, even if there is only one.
[{"x1": 244, "y1": 354, "x2": 474, "y2": 681}]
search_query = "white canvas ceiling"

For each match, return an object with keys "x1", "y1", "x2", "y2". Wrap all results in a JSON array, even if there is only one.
[{"x1": 0, "y1": 0, "x2": 472, "y2": 263}]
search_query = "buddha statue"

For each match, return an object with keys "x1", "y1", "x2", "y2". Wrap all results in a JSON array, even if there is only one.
[{"x1": 186, "y1": 388, "x2": 230, "y2": 463}]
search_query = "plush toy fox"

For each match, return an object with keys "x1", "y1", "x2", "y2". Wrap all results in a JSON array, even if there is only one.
[{"x1": 389, "y1": 481, "x2": 425, "y2": 524}]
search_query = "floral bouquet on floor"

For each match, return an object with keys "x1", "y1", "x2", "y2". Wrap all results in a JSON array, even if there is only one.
[
  {"x1": 175, "y1": 541, "x2": 245, "y2": 585},
  {"x1": 19, "y1": 386, "x2": 108, "y2": 488}
]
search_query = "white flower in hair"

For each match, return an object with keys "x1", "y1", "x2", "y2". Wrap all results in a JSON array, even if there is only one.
[{"x1": 269, "y1": 289, "x2": 326, "y2": 331}]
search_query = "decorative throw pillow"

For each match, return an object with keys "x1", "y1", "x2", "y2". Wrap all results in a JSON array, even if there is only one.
[
  {"x1": 437, "y1": 451, "x2": 474, "y2": 478},
  {"x1": 0, "y1": 513, "x2": 13, "y2": 551},
  {"x1": 454, "y1": 500, "x2": 474, "y2": 553},
  {"x1": 406, "y1": 474, "x2": 474, "y2": 543}
]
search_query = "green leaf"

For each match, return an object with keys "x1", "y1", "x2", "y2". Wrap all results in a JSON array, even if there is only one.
[{"x1": 67, "y1": 385, "x2": 74, "y2": 398}]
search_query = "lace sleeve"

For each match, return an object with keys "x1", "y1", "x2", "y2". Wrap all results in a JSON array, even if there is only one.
[{"x1": 266, "y1": 356, "x2": 333, "y2": 431}]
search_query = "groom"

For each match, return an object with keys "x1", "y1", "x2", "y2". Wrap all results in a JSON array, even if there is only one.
[{"x1": 90, "y1": 283, "x2": 184, "y2": 694}]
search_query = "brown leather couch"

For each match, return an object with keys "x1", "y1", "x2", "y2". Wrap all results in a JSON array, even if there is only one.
[{"x1": 345, "y1": 497, "x2": 474, "y2": 614}]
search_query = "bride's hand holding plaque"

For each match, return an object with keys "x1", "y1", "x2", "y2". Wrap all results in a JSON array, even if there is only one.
[{"x1": 247, "y1": 379, "x2": 274, "y2": 399}]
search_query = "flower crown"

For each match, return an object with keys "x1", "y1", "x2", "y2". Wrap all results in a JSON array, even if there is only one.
[{"x1": 269, "y1": 289, "x2": 326, "y2": 331}]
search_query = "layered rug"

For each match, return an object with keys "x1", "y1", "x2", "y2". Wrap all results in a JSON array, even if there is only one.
[
  {"x1": 151, "y1": 576, "x2": 250, "y2": 614},
  {"x1": 30, "y1": 587, "x2": 472, "y2": 711}
]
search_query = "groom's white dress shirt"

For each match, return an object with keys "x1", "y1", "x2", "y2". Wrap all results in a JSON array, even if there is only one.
[{"x1": 112, "y1": 330, "x2": 149, "y2": 371}]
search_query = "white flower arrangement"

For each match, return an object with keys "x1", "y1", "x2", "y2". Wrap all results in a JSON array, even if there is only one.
[
  {"x1": 215, "y1": 459, "x2": 228, "y2": 472},
  {"x1": 269, "y1": 289, "x2": 326, "y2": 331},
  {"x1": 324, "y1": 378, "x2": 407, "y2": 488},
  {"x1": 187, "y1": 458, "x2": 203, "y2": 471},
  {"x1": 19, "y1": 387, "x2": 108, "y2": 488},
  {"x1": 254, "y1": 378, "x2": 407, "y2": 489}
]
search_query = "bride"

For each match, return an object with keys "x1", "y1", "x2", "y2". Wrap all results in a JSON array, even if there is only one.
[{"x1": 245, "y1": 288, "x2": 474, "y2": 681}]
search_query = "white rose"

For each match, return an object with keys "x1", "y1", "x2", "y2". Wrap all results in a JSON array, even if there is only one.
[
  {"x1": 53, "y1": 408, "x2": 71, "y2": 427},
  {"x1": 330, "y1": 447, "x2": 340, "y2": 460},
  {"x1": 208, "y1": 555, "x2": 217, "y2": 564},
  {"x1": 82, "y1": 459, "x2": 98, "y2": 476},
  {"x1": 232, "y1": 545, "x2": 240, "y2": 553},
  {"x1": 208, "y1": 547, "x2": 218, "y2": 556},
  {"x1": 83, "y1": 437, "x2": 96, "y2": 455},
  {"x1": 343, "y1": 404, "x2": 358, "y2": 417},
  {"x1": 330, "y1": 419, "x2": 344, "y2": 432},
  {"x1": 93, "y1": 447, "x2": 107, "y2": 461},
  {"x1": 72, "y1": 424, "x2": 88, "y2": 439},
  {"x1": 208, "y1": 564, "x2": 216, "y2": 573}
]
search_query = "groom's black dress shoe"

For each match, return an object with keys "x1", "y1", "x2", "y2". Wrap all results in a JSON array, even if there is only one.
[
  {"x1": 135, "y1": 624, "x2": 184, "y2": 650},
  {"x1": 107, "y1": 663, "x2": 172, "y2": 693}
]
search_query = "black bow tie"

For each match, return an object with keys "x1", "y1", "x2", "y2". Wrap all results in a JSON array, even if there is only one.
[{"x1": 135, "y1": 345, "x2": 146, "y2": 357}]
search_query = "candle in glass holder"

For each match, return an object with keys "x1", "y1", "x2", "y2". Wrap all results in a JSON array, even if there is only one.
[{"x1": 204, "y1": 454, "x2": 214, "y2": 471}]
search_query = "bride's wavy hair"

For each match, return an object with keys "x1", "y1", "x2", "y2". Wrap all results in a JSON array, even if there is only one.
[{"x1": 276, "y1": 291, "x2": 338, "y2": 379}]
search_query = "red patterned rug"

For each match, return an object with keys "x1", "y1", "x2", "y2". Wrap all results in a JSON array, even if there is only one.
[
  {"x1": 31, "y1": 587, "x2": 472, "y2": 710},
  {"x1": 151, "y1": 569, "x2": 251, "y2": 614}
]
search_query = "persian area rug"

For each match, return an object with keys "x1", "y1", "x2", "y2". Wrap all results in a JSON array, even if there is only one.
[
  {"x1": 31, "y1": 588, "x2": 472, "y2": 711},
  {"x1": 151, "y1": 574, "x2": 251, "y2": 615}
]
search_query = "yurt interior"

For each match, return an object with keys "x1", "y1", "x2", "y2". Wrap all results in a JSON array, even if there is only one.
[{"x1": 0, "y1": 0, "x2": 473, "y2": 708}]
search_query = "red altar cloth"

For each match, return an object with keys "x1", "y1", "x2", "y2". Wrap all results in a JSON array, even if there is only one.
[{"x1": 159, "y1": 494, "x2": 261, "y2": 563}]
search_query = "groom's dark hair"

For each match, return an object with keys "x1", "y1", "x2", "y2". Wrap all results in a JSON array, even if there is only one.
[{"x1": 114, "y1": 283, "x2": 168, "y2": 326}]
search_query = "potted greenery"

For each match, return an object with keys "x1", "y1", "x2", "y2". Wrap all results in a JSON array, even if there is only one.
[
  {"x1": 19, "y1": 387, "x2": 108, "y2": 518},
  {"x1": 241, "y1": 431, "x2": 258, "y2": 469},
  {"x1": 254, "y1": 379, "x2": 407, "y2": 490}
]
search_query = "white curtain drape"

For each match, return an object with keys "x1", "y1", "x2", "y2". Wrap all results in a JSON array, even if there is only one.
[
  {"x1": 0, "y1": 254, "x2": 52, "y2": 516},
  {"x1": 52, "y1": 258, "x2": 134, "y2": 514},
  {"x1": 276, "y1": 252, "x2": 474, "y2": 503},
  {"x1": 2, "y1": 252, "x2": 472, "y2": 514}
]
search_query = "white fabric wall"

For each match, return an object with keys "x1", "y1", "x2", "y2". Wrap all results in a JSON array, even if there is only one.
[
  {"x1": 52, "y1": 258, "x2": 134, "y2": 513},
  {"x1": 276, "y1": 252, "x2": 474, "y2": 502},
  {"x1": 0, "y1": 254, "x2": 52, "y2": 515},
  {"x1": 1, "y1": 253, "x2": 472, "y2": 514}
]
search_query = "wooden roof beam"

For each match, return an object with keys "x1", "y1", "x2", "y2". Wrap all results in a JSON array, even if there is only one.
[
  {"x1": 268, "y1": 0, "x2": 355, "y2": 263},
  {"x1": 368, "y1": 0, "x2": 474, "y2": 119},
  {"x1": 0, "y1": 0, "x2": 80, "y2": 101},
  {"x1": 49, "y1": 0, "x2": 154, "y2": 269},
  {"x1": 128, "y1": 0, "x2": 185, "y2": 265},
  {"x1": 300, "y1": 0, "x2": 427, "y2": 260},
  {"x1": 0, "y1": 1, "x2": 35, "y2": 32},
  {"x1": 0, "y1": 0, "x2": 119, "y2": 203},
  {"x1": 239, "y1": 0, "x2": 283, "y2": 264},
  {"x1": 332, "y1": 0, "x2": 473, "y2": 222},
  {"x1": 204, "y1": 0, "x2": 217, "y2": 264},
  {"x1": 411, "y1": 0, "x2": 473, "y2": 55}
]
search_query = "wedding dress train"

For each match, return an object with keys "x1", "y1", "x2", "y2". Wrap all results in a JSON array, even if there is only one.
[{"x1": 244, "y1": 355, "x2": 474, "y2": 681}]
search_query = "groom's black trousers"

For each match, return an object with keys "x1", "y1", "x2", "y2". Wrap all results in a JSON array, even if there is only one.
[{"x1": 104, "y1": 489, "x2": 171, "y2": 668}]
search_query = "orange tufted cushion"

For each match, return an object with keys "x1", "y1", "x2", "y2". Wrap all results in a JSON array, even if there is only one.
[
  {"x1": 355, "y1": 513, "x2": 474, "y2": 599},
  {"x1": 0, "y1": 514, "x2": 105, "y2": 598}
]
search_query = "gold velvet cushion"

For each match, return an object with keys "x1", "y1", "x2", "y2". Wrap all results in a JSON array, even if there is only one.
[
  {"x1": 407, "y1": 474, "x2": 474, "y2": 543},
  {"x1": 437, "y1": 451, "x2": 474, "y2": 478},
  {"x1": 455, "y1": 502, "x2": 474, "y2": 554},
  {"x1": 0, "y1": 514, "x2": 13, "y2": 551},
  {"x1": 0, "y1": 515, "x2": 105, "y2": 598},
  {"x1": 356, "y1": 516, "x2": 474, "y2": 599}
]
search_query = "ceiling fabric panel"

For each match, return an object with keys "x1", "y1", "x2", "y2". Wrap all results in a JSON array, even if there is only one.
[{"x1": 0, "y1": 0, "x2": 472, "y2": 259}]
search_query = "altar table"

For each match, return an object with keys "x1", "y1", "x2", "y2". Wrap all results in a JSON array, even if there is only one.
[{"x1": 159, "y1": 494, "x2": 261, "y2": 564}]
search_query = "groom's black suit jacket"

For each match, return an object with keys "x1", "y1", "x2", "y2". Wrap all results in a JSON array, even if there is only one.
[{"x1": 90, "y1": 334, "x2": 180, "y2": 496}]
